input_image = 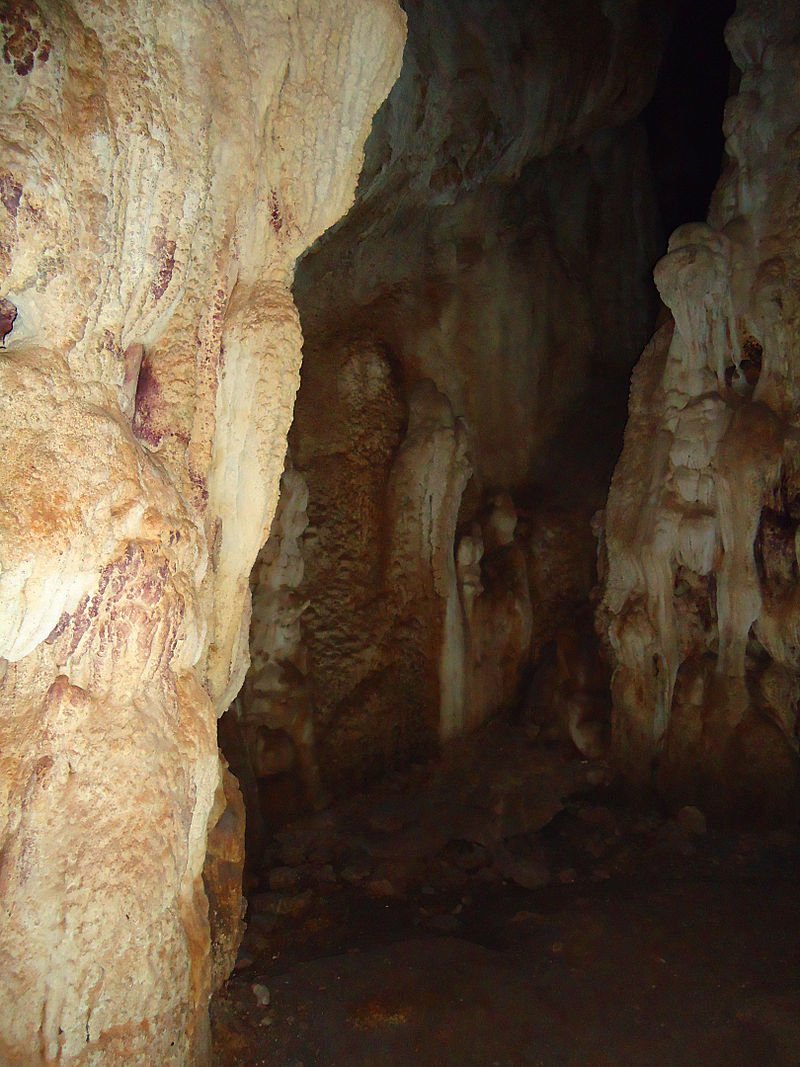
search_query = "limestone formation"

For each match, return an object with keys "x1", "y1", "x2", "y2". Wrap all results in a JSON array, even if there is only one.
[
  {"x1": 600, "y1": 0, "x2": 800, "y2": 817},
  {"x1": 237, "y1": 458, "x2": 322, "y2": 828},
  {"x1": 243, "y1": 0, "x2": 666, "y2": 797},
  {"x1": 0, "y1": 0, "x2": 405, "y2": 1062}
]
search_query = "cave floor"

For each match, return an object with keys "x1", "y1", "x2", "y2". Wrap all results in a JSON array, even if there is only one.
[{"x1": 211, "y1": 723, "x2": 800, "y2": 1067}]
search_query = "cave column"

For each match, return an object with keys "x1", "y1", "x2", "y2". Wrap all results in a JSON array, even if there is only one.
[{"x1": 0, "y1": 1, "x2": 405, "y2": 1062}]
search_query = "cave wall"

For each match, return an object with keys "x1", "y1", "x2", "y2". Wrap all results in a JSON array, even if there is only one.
[
  {"x1": 0, "y1": 1, "x2": 405, "y2": 1062},
  {"x1": 240, "y1": 0, "x2": 669, "y2": 805},
  {"x1": 600, "y1": 0, "x2": 800, "y2": 819}
]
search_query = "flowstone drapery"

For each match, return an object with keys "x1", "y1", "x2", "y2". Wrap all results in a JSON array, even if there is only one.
[
  {"x1": 241, "y1": 0, "x2": 668, "y2": 800},
  {"x1": 600, "y1": 0, "x2": 800, "y2": 817},
  {"x1": 0, "y1": 1, "x2": 404, "y2": 1061}
]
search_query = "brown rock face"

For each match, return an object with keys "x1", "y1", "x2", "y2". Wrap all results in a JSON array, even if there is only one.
[
  {"x1": 0, "y1": 0, "x2": 405, "y2": 1062},
  {"x1": 600, "y1": 0, "x2": 800, "y2": 819},
  {"x1": 241, "y1": 0, "x2": 667, "y2": 802}
]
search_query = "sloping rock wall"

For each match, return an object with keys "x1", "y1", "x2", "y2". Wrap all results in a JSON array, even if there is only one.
[{"x1": 0, "y1": 1, "x2": 404, "y2": 1061}]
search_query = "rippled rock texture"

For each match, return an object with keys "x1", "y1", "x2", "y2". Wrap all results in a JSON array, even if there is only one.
[{"x1": 0, "y1": 1, "x2": 404, "y2": 1061}]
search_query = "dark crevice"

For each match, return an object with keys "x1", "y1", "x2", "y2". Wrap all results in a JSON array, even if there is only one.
[{"x1": 644, "y1": 0, "x2": 738, "y2": 235}]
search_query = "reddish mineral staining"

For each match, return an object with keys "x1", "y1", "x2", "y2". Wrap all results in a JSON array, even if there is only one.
[
  {"x1": 1, "y1": 0, "x2": 52, "y2": 77},
  {"x1": 0, "y1": 173, "x2": 22, "y2": 219},
  {"x1": 44, "y1": 610, "x2": 70, "y2": 645},
  {"x1": 151, "y1": 238, "x2": 176, "y2": 301},
  {"x1": 132, "y1": 357, "x2": 164, "y2": 448},
  {"x1": 189, "y1": 467, "x2": 209, "y2": 505},
  {"x1": 0, "y1": 297, "x2": 17, "y2": 345},
  {"x1": 269, "y1": 188, "x2": 283, "y2": 234}
]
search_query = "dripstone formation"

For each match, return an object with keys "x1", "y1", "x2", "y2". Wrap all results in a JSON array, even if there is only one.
[
  {"x1": 600, "y1": 0, "x2": 800, "y2": 817},
  {"x1": 0, "y1": 1, "x2": 404, "y2": 1061}
]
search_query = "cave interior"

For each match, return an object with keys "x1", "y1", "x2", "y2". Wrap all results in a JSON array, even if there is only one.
[
  {"x1": 1, "y1": 0, "x2": 800, "y2": 1064},
  {"x1": 213, "y1": 1, "x2": 800, "y2": 1063}
]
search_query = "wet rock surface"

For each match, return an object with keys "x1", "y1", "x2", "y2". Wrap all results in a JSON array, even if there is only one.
[{"x1": 211, "y1": 720, "x2": 800, "y2": 1065}]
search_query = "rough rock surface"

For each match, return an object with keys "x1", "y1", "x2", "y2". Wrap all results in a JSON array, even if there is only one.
[
  {"x1": 600, "y1": 0, "x2": 800, "y2": 817},
  {"x1": 0, "y1": 0, "x2": 404, "y2": 1062},
  {"x1": 212, "y1": 713, "x2": 800, "y2": 1067},
  {"x1": 295, "y1": 0, "x2": 668, "y2": 488},
  {"x1": 242, "y1": 0, "x2": 666, "y2": 802}
]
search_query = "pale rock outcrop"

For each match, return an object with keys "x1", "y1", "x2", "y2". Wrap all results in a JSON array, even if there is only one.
[
  {"x1": 600, "y1": 0, "x2": 800, "y2": 817},
  {"x1": 0, "y1": 0, "x2": 405, "y2": 1062},
  {"x1": 387, "y1": 380, "x2": 472, "y2": 740}
]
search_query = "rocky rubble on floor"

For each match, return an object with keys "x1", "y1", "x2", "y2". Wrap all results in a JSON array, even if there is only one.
[
  {"x1": 212, "y1": 718, "x2": 800, "y2": 1066},
  {"x1": 227, "y1": 721, "x2": 799, "y2": 977}
]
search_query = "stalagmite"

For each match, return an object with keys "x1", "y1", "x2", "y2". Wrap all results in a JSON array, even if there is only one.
[
  {"x1": 0, "y1": 0, "x2": 405, "y2": 1061},
  {"x1": 600, "y1": 0, "x2": 800, "y2": 816}
]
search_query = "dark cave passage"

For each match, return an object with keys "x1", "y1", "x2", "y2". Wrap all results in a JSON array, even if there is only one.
[
  {"x1": 213, "y1": 2, "x2": 800, "y2": 1064},
  {"x1": 223, "y1": 0, "x2": 750, "y2": 845},
  {"x1": 214, "y1": 722, "x2": 800, "y2": 1067},
  {"x1": 644, "y1": 0, "x2": 739, "y2": 238},
  {"x1": 4, "y1": 0, "x2": 799, "y2": 1061}
]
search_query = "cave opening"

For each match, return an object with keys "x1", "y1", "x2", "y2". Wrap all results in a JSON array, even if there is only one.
[{"x1": 210, "y1": 2, "x2": 800, "y2": 1063}]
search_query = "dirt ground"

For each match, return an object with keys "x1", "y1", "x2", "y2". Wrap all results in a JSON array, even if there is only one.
[{"x1": 211, "y1": 722, "x2": 800, "y2": 1067}]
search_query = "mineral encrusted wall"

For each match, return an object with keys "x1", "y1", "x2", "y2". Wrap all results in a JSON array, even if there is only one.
[
  {"x1": 239, "y1": 0, "x2": 668, "y2": 806},
  {"x1": 0, "y1": 1, "x2": 404, "y2": 1062},
  {"x1": 600, "y1": 0, "x2": 800, "y2": 819}
]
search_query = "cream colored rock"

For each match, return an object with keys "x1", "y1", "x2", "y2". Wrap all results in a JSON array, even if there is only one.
[
  {"x1": 600, "y1": 0, "x2": 800, "y2": 814},
  {"x1": 0, "y1": 0, "x2": 405, "y2": 1061},
  {"x1": 386, "y1": 380, "x2": 473, "y2": 740}
]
